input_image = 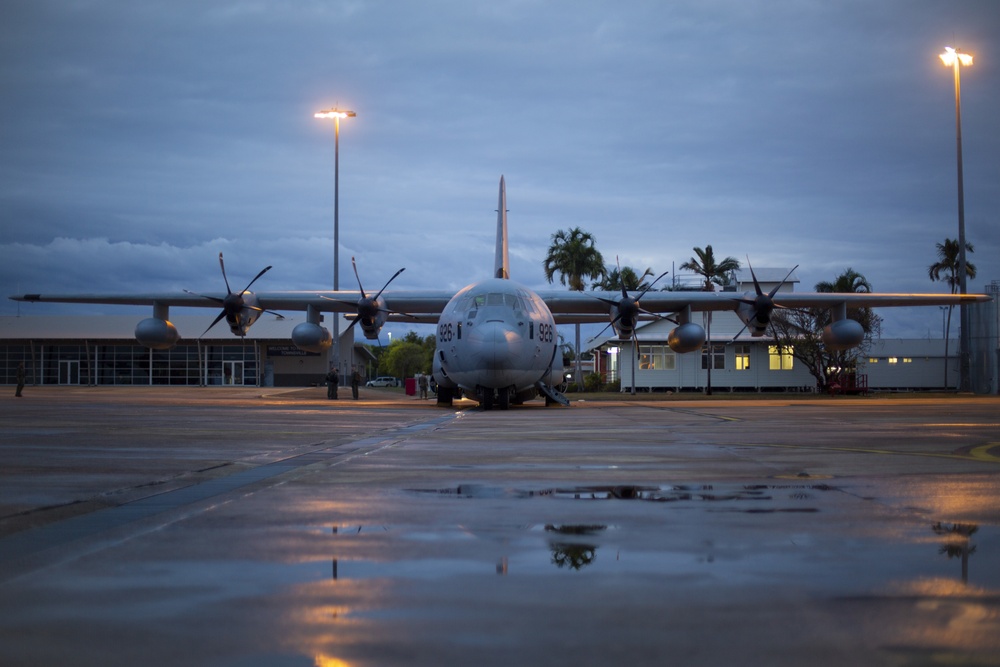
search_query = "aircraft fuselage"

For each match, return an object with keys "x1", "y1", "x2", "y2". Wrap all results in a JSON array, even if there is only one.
[{"x1": 433, "y1": 277, "x2": 561, "y2": 407}]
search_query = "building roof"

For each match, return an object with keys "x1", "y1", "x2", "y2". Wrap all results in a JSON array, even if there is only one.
[{"x1": 0, "y1": 314, "x2": 352, "y2": 341}]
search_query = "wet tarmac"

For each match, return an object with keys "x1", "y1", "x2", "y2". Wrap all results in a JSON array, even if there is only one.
[{"x1": 2, "y1": 387, "x2": 1000, "y2": 666}]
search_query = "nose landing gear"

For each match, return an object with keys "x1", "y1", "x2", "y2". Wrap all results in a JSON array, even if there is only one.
[{"x1": 478, "y1": 386, "x2": 512, "y2": 411}]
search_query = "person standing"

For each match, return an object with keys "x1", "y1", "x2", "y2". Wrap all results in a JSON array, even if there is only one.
[
  {"x1": 15, "y1": 362, "x2": 25, "y2": 397},
  {"x1": 418, "y1": 373, "x2": 428, "y2": 399},
  {"x1": 351, "y1": 368, "x2": 361, "y2": 400},
  {"x1": 325, "y1": 366, "x2": 339, "y2": 400}
]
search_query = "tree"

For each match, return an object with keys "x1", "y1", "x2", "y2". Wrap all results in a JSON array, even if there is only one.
[
  {"x1": 679, "y1": 246, "x2": 740, "y2": 394},
  {"x1": 679, "y1": 246, "x2": 740, "y2": 291},
  {"x1": 543, "y1": 228, "x2": 606, "y2": 291},
  {"x1": 543, "y1": 227, "x2": 606, "y2": 386},
  {"x1": 592, "y1": 265, "x2": 656, "y2": 291},
  {"x1": 929, "y1": 239, "x2": 976, "y2": 389},
  {"x1": 771, "y1": 268, "x2": 882, "y2": 391},
  {"x1": 379, "y1": 332, "x2": 435, "y2": 380}
]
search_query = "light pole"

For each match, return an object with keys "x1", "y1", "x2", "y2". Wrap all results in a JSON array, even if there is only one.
[
  {"x1": 939, "y1": 47, "x2": 973, "y2": 392},
  {"x1": 314, "y1": 108, "x2": 356, "y2": 380}
]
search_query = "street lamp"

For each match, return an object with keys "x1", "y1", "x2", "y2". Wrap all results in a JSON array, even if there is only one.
[
  {"x1": 939, "y1": 47, "x2": 973, "y2": 391},
  {"x1": 314, "y1": 108, "x2": 356, "y2": 381}
]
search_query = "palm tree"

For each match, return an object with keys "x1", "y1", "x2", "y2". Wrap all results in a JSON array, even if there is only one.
[
  {"x1": 680, "y1": 246, "x2": 741, "y2": 291},
  {"x1": 929, "y1": 239, "x2": 976, "y2": 389},
  {"x1": 680, "y1": 246, "x2": 740, "y2": 395},
  {"x1": 592, "y1": 265, "x2": 655, "y2": 291},
  {"x1": 929, "y1": 238, "x2": 977, "y2": 293},
  {"x1": 816, "y1": 267, "x2": 872, "y2": 295},
  {"x1": 543, "y1": 228, "x2": 606, "y2": 291},
  {"x1": 543, "y1": 228, "x2": 606, "y2": 387}
]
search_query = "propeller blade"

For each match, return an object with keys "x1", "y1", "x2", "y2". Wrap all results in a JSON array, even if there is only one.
[
  {"x1": 200, "y1": 310, "x2": 228, "y2": 338},
  {"x1": 218, "y1": 253, "x2": 233, "y2": 295},
  {"x1": 746, "y1": 256, "x2": 763, "y2": 297},
  {"x1": 635, "y1": 271, "x2": 670, "y2": 300},
  {"x1": 351, "y1": 257, "x2": 367, "y2": 298},
  {"x1": 184, "y1": 289, "x2": 225, "y2": 306},
  {"x1": 616, "y1": 256, "x2": 627, "y2": 299},
  {"x1": 239, "y1": 265, "x2": 272, "y2": 295},
  {"x1": 767, "y1": 265, "x2": 799, "y2": 299},
  {"x1": 373, "y1": 267, "x2": 406, "y2": 301},
  {"x1": 245, "y1": 305, "x2": 285, "y2": 319}
]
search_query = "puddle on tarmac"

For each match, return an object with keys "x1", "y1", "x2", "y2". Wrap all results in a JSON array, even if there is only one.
[
  {"x1": 314, "y1": 522, "x2": 1000, "y2": 593},
  {"x1": 406, "y1": 482, "x2": 836, "y2": 511}
]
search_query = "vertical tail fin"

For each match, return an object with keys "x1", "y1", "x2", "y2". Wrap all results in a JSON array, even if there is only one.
[{"x1": 494, "y1": 176, "x2": 510, "y2": 279}]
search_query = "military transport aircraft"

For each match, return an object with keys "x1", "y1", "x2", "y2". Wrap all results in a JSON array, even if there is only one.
[{"x1": 10, "y1": 176, "x2": 991, "y2": 409}]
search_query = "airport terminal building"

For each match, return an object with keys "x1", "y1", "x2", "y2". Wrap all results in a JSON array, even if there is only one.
[{"x1": 0, "y1": 313, "x2": 371, "y2": 388}]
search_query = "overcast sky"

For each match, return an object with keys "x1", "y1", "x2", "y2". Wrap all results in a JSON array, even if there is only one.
[{"x1": 2, "y1": 0, "x2": 998, "y2": 340}]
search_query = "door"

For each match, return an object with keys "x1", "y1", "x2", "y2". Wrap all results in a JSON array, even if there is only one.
[
  {"x1": 58, "y1": 360, "x2": 80, "y2": 385},
  {"x1": 223, "y1": 361, "x2": 244, "y2": 385}
]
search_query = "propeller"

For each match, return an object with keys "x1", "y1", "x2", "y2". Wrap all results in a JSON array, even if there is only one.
[
  {"x1": 185, "y1": 253, "x2": 281, "y2": 337},
  {"x1": 320, "y1": 257, "x2": 418, "y2": 336},
  {"x1": 586, "y1": 259, "x2": 671, "y2": 396},
  {"x1": 731, "y1": 259, "x2": 798, "y2": 341},
  {"x1": 589, "y1": 257, "x2": 671, "y2": 341}
]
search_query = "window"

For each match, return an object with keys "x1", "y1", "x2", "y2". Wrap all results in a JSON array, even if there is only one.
[
  {"x1": 768, "y1": 345, "x2": 794, "y2": 370},
  {"x1": 701, "y1": 344, "x2": 725, "y2": 370},
  {"x1": 888, "y1": 357, "x2": 898, "y2": 364},
  {"x1": 735, "y1": 345, "x2": 751, "y2": 371},
  {"x1": 638, "y1": 345, "x2": 676, "y2": 371}
]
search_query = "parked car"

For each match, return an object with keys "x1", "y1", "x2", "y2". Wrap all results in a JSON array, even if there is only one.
[{"x1": 365, "y1": 376, "x2": 398, "y2": 388}]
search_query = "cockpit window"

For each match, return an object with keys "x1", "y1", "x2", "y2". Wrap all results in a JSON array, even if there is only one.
[{"x1": 465, "y1": 291, "x2": 524, "y2": 320}]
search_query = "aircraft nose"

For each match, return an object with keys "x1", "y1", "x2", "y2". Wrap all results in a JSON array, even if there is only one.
[{"x1": 468, "y1": 320, "x2": 520, "y2": 373}]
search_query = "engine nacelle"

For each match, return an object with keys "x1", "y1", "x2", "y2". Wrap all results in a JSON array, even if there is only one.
[
  {"x1": 292, "y1": 322, "x2": 332, "y2": 353},
  {"x1": 822, "y1": 319, "x2": 865, "y2": 351},
  {"x1": 356, "y1": 297, "x2": 389, "y2": 340},
  {"x1": 667, "y1": 322, "x2": 705, "y2": 354},
  {"x1": 135, "y1": 317, "x2": 181, "y2": 350}
]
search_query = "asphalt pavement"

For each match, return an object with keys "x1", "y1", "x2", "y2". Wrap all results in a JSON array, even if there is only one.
[{"x1": 1, "y1": 386, "x2": 999, "y2": 666}]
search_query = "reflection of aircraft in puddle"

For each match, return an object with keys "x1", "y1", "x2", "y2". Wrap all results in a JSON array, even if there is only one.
[
  {"x1": 932, "y1": 522, "x2": 978, "y2": 584},
  {"x1": 546, "y1": 525, "x2": 607, "y2": 570}
]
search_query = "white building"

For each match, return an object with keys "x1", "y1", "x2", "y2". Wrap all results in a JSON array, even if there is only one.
[{"x1": 589, "y1": 269, "x2": 997, "y2": 394}]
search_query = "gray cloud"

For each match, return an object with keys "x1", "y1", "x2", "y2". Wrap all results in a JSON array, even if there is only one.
[{"x1": 3, "y1": 0, "x2": 999, "y2": 339}]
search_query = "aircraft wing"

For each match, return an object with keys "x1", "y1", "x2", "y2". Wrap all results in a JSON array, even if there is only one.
[
  {"x1": 12, "y1": 288, "x2": 990, "y2": 316},
  {"x1": 538, "y1": 290, "x2": 991, "y2": 316},
  {"x1": 12, "y1": 290, "x2": 457, "y2": 313}
]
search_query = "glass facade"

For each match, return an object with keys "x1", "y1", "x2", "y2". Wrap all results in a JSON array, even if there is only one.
[{"x1": 1, "y1": 342, "x2": 259, "y2": 386}]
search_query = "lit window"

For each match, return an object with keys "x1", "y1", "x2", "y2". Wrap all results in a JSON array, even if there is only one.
[
  {"x1": 903, "y1": 358, "x2": 912, "y2": 363},
  {"x1": 768, "y1": 345, "x2": 794, "y2": 370},
  {"x1": 735, "y1": 345, "x2": 751, "y2": 370},
  {"x1": 868, "y1": 357, "x2": 879, "y2": 364},
  {"x1": 638, "y1": 345, "x2": 676, "y2": 371},
  {"x1": 888, "y1": 357, "x2": 898, "y2": 364}
]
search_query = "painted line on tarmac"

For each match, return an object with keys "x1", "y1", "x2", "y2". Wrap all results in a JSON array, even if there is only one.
[
  {"x1": 970, "y1": 443, "x2": 1000, "y2": 462},
  {"x1": 0, "y1": 411, "x2": 460, "y2": 582},
  {"x1": 640, "y1": 406, "x2": 742, "y2": 422},
  {"x1": 731, "y1": 441, "x2": 1000, "y2": 464}
]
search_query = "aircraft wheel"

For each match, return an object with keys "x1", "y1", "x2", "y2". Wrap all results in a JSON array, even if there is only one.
[
  {"x1": 436, "y1": 387, "x2": 454, "y2": 407},
  {"x1": 481, "y1": 389, "x2": 494, "y2": 411},
  {"x1": 498, "y1": 387, "x2": 510, "y2": 410}
]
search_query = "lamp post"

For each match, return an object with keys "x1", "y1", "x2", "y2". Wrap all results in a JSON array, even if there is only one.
[
  {"x1": 939, "y1": 47, "x2": 973, "y2": 392},
  {"x1": 314, "y1": 108, "x2": 356, "y2": 380}
]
